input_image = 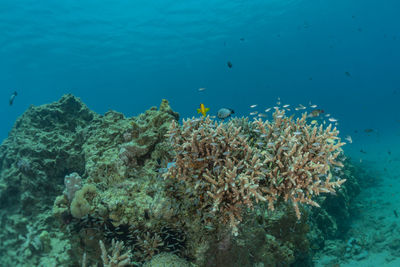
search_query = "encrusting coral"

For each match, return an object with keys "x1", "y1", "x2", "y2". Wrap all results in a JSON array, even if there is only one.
[{"x1": 164, "y1": 108, "x2": 346, "y2": 235}]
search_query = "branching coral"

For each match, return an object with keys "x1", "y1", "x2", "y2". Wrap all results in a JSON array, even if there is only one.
[
  {"x1": 165, "y1": 110, "x2": 346, "y2": 235},
  {"x1": 99, "y1": 239, "x2": 131, "y2": 267},
  {"x1": 164, "y1": 117, "x2": 266, "y2": 235},
  {"x1": 253, "y1": 108, "x2": 346, "y2": 218},
  {"x1": 136, "y1": 232, "x2": 164, "y2": 261}
]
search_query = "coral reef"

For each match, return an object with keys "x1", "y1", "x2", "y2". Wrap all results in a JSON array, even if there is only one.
[
  {"x1": 253, "y1": 108, "x2": 346, "y2": 219},
  {"x1": 164, "y1": 109, "x2": 346, "y2": 235},
  {"x1": 64, "y1": 172, "x2": 83, "y2": 202},
  {"x1": 99, "y1": 239, "x2": 131, "y2": 267},
  {"x1": 164, "y1": 117, "x2": 266, "y2": 235},
  {"x1": 0, "y1": 94, "x2": 358, "y2": 267}
]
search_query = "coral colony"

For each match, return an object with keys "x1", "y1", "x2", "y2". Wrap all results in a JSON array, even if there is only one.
[
  {"x1": 0, "y1": 95, "x2": 350, "y2": 266},
  {"x1": 164, "y1": 109, "x2": 346, "y2": 236}
]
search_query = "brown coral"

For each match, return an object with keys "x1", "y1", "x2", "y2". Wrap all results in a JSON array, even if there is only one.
[
  {"x1": 253, "y1": 108, "x2": 346, "y2": 218},
  {"x1": 165, "y1": 109, "x2": 346, "y2": 234},
  {"x1": 136, "y1": 232, "x2": 164, "y2": 261},
  {"x1": 99, "y1": 239, "x2": 131, "y2": 267},
  {"x1": 164, "y1": 117, "x2": 265, "y2": 235}
]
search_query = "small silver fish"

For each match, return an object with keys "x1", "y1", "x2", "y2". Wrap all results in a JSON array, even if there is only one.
[
  {"x1": 345, "y1": 135, "x2": 353, "y2": 143},
  {"x1": 250, "y1": 111, "x2": 258, "y2": 115},
  {"x1": 265, "y1": 108, "x2": 272, "y2": 112},
  {"x1": 198, "y1": 87, "x2": 206, "y2": 91},
  {"x1": 250, "y1": 104, "x2": 258, "y2": 108},
  {"x1": 296, "y1": 104, "x2": 306, "y2": 110},
  {"x1": 328, "y1": 117, "x2": 338, "y2": 122}
]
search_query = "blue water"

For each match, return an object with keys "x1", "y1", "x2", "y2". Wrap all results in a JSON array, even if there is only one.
[
  {"x1": 1, "y1": 1, "x2": 400, "y2": 266},
  {"x1": 1, "y1": 0, "x2": 399, "y2": 142}
]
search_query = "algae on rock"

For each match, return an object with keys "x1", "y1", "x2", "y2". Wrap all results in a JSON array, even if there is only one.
[{"x1": 0, "y1": 94, "x2": 360, "y2": 267}]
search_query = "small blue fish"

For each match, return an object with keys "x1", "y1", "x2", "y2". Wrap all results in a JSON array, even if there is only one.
[
  {"x1": 9, "y1": 91, "x2": 17, "y2": 106},
  {"x1": 217, "y1": 108, "x2": 234, "y2": 120},
  {"x1": 167, "y1": 162, "x2": 176, "y2": 169}
]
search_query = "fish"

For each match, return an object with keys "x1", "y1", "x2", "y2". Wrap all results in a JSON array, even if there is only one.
[
  {"x1": 308, "y1": 109, "x2": 324, "y2": 118},
  {"x1": 250, "y1": 104, "x2": 258, "y2": 108},
  {"x1": 345, "y1": 135, "x2": 353, "y2": 143},
  {"x1": 250, "y1": 111, "x2": 258, "y2": 116},
  {"x1": 265, "y1": 108, "x2": 272, "y2": 112},
  {"x1": 258, "y1": 113, "x2": 267, "y2": 118},
  {"x1": 197, "y1": 103, "x2": 210, "y2": 117},
  {"x1": 364, "y1": 129, "x2": 374, "y2": 133},
  {"x1": 227, "y1": 61, "x2": 233, "y2": 68},
  {"x1": 198, "y1": 87, "x2": 206, "y2": 91},
  {"x1": 310, "y1": 104, "x2": 317, "y2": 108},
  {"x1": 9, "y1": 91, "x2": 17, "y2": 106},
  {"x1": 328, "y1": 117, "x2": 338, "y2": 122},
  {"x1": 311, "y1": 120, "x2": 317, "y2": 125},
  {"x1": 295, "y1": 104, "x2": 306, "y2": 110},
  {"x1": 345, "y1": 71, "x2": 351, "y2": 77},
  {"x1": 167, "y1": 162, "x2": 176, "y2": 169},
  {"x1": 283, "y1": 104, "x2": 290, "y2": 108},
  {"x1": 217, "y1": 108, "x2": 234, "y2": 120}
]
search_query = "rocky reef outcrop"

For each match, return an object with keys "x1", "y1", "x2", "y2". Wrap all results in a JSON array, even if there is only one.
[{"x1": 0, "y1": 94, "x2": 360, "y2": 266}]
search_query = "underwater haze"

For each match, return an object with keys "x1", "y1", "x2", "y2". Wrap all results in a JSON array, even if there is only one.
[
  {"x1": 1, "y1": 0, "x2": 400, "y2": 266},
  {"x1": 1, "y1": 0, "x2": 400, "y2": 141}
]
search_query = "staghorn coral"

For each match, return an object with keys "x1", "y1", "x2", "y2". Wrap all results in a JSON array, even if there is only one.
[
  {"x1": 165, "y1": 109, "x2": 347, "y2": 236},
  {"x1": 136, "y1": 232, "x2": 164, "y2": 261},
  {"x1": 99, "y1": 239, "x2": 132, "y2": 267},
  {"x1": 164, "y1": 117, "x2": 266, "y2": 235},
  {"x1": 253, "y1": 108, "x2": 346, "y2": 219}
]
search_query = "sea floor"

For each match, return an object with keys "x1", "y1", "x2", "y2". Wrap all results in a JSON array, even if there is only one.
[{"x1": 315, "y1": 132, "x2": 400, "y2": 266}]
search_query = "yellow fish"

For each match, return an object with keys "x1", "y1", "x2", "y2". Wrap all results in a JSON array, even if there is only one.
[{"x1": 197, "y1": 103, "x2": 210, "y2": 117}]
